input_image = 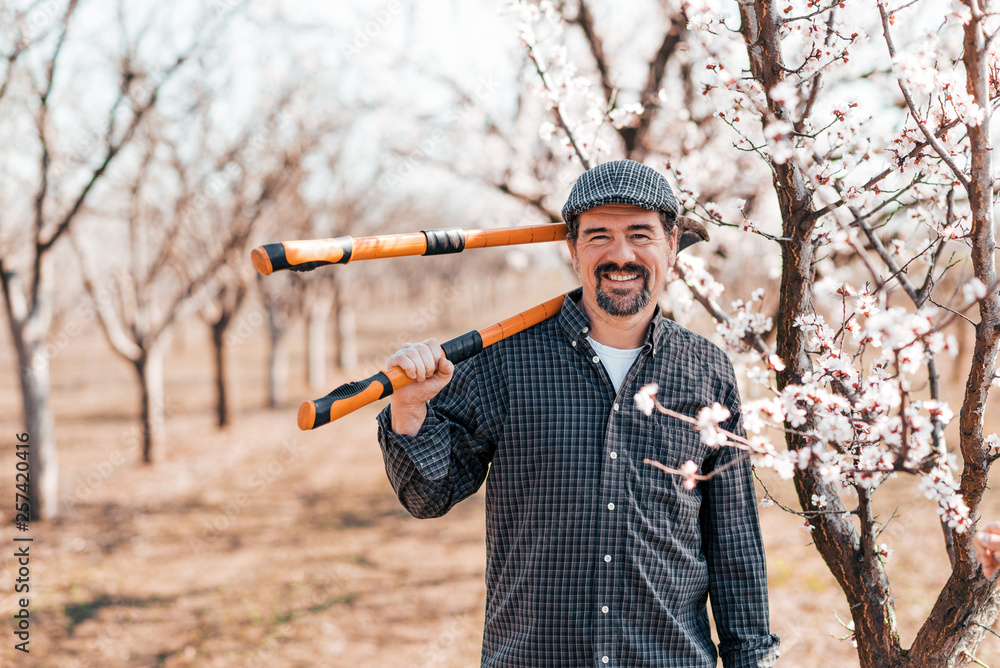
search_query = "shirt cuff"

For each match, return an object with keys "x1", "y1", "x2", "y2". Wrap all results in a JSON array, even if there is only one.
[
  {"x1": 720, "y1": 633, "x2": 781, "y2": 668},
  {"x1": 376, "y1": 405, "x2": 453, "y2": 481}
]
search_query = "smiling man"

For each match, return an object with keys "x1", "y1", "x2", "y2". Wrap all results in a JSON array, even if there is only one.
[{"x1": 376, "y1": 160, "x2": 779, "y2": 667}]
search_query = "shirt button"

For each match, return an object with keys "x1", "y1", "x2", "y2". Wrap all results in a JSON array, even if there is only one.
[
  {"x1": 609, "y1": 451, "x2": 617, "y2": 460},
  {"x1": 571, "y1": 340, "x2": 577, "y2": 347},
  {"x1": 582, "y1": 326, "x2": 590, "y2": 334},
  {"x1": 604, "y1": 554, "x2": 611, "y2": 563},
  {"x1": 592, "y1": 355, "x2": 600, "y2": 363},
  {"x1": 613, "y1": 403, "x2": 619, "y2": 411},
  {"x1": 607, "y1": 502, "x2": 615, "y2": 510},
  {"x1": 601, "y1": 656, "x2": 609, "y2": 664},
  {"x1": 602, "y1": 605, "x2": 609, "y2": 614}
]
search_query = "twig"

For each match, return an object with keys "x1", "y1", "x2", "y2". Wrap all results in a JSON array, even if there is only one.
[
  {"x1": 876, "y1": 1, "x2": 971, "y2": 191},
  {"x1": 524, "y1": 45, "x2": 592, "y2": 169},
  {"x1": 754, "y1": 470, "x2": 855, "y2": 518}
]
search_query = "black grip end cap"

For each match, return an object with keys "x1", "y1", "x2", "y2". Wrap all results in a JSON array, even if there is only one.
[{"x1": 263, "y1": 243, "x2": 291, "y2": 272}]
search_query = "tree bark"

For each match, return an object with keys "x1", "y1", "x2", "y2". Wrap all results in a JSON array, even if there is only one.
[
  {"x1": 208, "y1": 284, "x2": 245, "y2": 428},
  {"x1": 907, "y1": 3, "x2": 1000, "y2": 664},
  {"x1": 16, "y1": 339, "x2": 59, "y2": 519},
  {"x1": 266, "y1": 299, "x2": 289, "y2": 408},
  {"x1": 211, "y1": 318, "x2": 230, "y2": 428},
  {"x1": 307, "y1": 292, "x2": 333, "y2": 390},
  {"x1": 2, "y1": 258, "x2": 60, "y2": 520},
  {"x1": 335, "y1": 295, "x2": 358, "y2": 372},
  {"x1": 133, "y1": 343, "x2": 167, "y2": 464},
  {"x1": 740, "y1": 2, "x2": 903, "y2": 665}
]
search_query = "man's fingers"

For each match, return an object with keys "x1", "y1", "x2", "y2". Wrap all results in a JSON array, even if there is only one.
[
  {"x1": 974, "y1": 529, "x2": 1000, "y2": 577},
  {"x1": 977, "y1": 531, "x2": 1000, "y2": 550},
  {"x1": 415, "y1": 344, "x2": 438, "y2": 380},
  {"x1": 390, "y1": 353, "x2": 418, "y2": 380},
  {"x1": 980, "y1": 551, "x2": 1000, "y2": 578},
  {"x1": 388, "y1": 340, "x2": 446, "y2": 382}
]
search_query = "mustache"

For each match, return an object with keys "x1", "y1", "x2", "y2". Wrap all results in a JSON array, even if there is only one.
[{"x1": 593, "y1": 262, "x2": 650, "y2": 282}]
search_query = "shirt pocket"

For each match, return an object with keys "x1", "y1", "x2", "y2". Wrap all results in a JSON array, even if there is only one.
[{"x1": 630, "y1": 413, "x2": 707, "y2": 541}]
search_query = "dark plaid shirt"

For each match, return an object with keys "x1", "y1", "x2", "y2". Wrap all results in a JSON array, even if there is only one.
[{"x1": 377, "y1": 288, "x2": 779, "y2": 667}]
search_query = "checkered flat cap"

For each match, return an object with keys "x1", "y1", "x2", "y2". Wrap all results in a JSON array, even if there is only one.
[{"x1": 561, "y1": 160, "x2": 678, "y2": 221}]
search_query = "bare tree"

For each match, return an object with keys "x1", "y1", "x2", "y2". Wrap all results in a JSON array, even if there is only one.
[
  {"x1": 203, "y1": 277, "x2": 247, "y2": 428},
  {"x1": 76, "y1": 113, "x2": 305, "y2": 461},
  {"x1": 0, "y1": 1, "x2": 207, "y2": 517},
  {"x1": 200, "y1": 110, "x2": 312, "y2": 427},
  {"x1": 258, "y1": 270, "x2": 301, "y2": 408}
]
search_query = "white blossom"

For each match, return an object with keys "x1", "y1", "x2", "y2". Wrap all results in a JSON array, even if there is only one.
[
  {"x1": 679, "y1": 460, "x2": 699, "y2": 491},
  {"x1": 963, "y1": 278, "x2": 987, "y2": 303},
  {"x1": 634, "y1": 383, "x2": 659, "y2": 417},
  {"x1": 696, "y1": 403, "x2": 731, "y2": 447}
]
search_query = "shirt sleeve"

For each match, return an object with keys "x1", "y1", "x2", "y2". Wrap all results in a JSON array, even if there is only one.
[
  {"x1": 701, "y1": 362, "x2": 781, "y2": 668},
  {"x1": 376, "y1": 351, "x2": 504, "y2": 519}
]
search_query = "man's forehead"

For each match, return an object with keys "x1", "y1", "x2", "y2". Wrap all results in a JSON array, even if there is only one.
[
  {"x1": 579, "y1": 203, "x2": 658, "y2": 218},
  {"x1": 577, "y1": 205, "x2": 665, "y2": 236}
]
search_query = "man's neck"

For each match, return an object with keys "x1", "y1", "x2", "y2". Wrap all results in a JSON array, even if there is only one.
[{"x1": 579, "y1": 299, "x2": 656, "y2": 349}]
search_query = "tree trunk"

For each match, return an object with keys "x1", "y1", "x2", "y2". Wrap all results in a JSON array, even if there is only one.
[
  {"x1": 335, "y1": 298, "x2": 357, "y2": 372},
  {"x1": 2, "y1": 258, "x2": 59, "y2": 520},
  {"x1": 134, "y1": 344, "x2": 167, "y2": 464},
  {"x1": 307, "y1": 292, "x2": 333, "y2": 390},
  {"x1": 740, "y1": 2, "x2": 904, "y2": 665},
  {"x1": 267, "y1": 300, "x2": 289, "y2": 408},
  {"x1": 212, "y1": 318, "x2": 230, "y2": 427},
  {"x1": 907, "y1": 7, "x2": 1000, "y2": 665},
  {"x1": 16, "y1": 339, "x2": 59, "y2": 520}
]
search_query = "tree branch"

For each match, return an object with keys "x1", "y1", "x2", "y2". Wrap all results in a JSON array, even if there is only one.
[{"x1": 877, "y1": 1, "x2": 972, "y2": 191}]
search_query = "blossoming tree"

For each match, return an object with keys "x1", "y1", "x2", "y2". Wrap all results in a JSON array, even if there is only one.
[{"x1": 506, "y1": 0, "x2": 1000, "y2": 665}]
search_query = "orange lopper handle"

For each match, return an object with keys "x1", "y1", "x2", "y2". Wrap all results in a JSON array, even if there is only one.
[
  {"x1": 252, "y1": 224, "x2": 569, "y2": 275},
  {"x1": 298, "y1": 293, "x2": 567, "y2": 429}
]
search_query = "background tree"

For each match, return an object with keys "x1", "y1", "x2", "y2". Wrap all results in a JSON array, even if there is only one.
[
  {"x1": 75, "y1": 100, "x2": 307, "y2": 462},
  {"x1": 0, "y1": 1, "x2": 218, "y2": 516}
]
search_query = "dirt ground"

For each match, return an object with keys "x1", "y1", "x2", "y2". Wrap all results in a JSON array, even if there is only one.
[{"x1": 2, "y1": 277, "x2": 1000, "y2": 668}]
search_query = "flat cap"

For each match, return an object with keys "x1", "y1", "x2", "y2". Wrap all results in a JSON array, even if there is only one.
[{"x1": 561, "y1": 159, "x2": 679, "y2": 222}]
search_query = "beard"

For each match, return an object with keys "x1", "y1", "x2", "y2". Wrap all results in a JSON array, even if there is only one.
[{"x1": 594, "y1": 262, "x2": 652, "y2": 317}]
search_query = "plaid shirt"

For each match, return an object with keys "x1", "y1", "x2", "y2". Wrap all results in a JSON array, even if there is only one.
[{"x1": 377, "y1": 288, "x2": 779, "y2": 667}]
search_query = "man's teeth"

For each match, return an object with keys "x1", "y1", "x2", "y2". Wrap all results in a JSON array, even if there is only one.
[{"x1": 606, "y1": 273, "x2": 638, "y2": 282}]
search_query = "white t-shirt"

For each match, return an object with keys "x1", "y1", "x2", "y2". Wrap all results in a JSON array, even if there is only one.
[{"x1": 587, "y1": 337, "x2": 642, "y2": 393}]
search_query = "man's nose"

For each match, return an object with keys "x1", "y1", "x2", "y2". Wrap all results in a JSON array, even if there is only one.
[{"x1": 606, "y1": 235, "x2": 637, "y2": 264}]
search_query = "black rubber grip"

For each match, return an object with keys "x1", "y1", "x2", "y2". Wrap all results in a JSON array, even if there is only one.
[
  {"x1": 311, "y1": 371, "x2": 393, "y2": 429},
  {"x1": 330, "y1": 236, "x2": 354, "y2": 264},
  {"x1": 441, "y1": 330, "x2": 484, "y2": 364},
  {"x1": 421, "y1": 228, "x2": 466, "y2": 256},
  {"x1": 262, "y1": 243, "x2": 292, "y2": 272},
  {"x1": 289, "y1": 261, "x2": 335, "y2": 272}
]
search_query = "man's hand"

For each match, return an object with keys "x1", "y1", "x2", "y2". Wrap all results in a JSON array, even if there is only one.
[
  {"x1": 388, "y1": 338, "x2": 454, "y2": 436},
  {"x1": 975, "y1": 523, "x2": 1000, "y2": 577}
]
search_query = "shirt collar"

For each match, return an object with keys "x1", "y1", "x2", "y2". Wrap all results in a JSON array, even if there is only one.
[{"x1": 558, "y1": 287, "x2": 675, "y2": 355}]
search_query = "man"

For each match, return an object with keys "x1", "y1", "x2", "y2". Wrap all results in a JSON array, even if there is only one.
[
  {"x1": 975, "y1": 523, "x2": 1000, "y2": 576},
  {"x1": 376, "y1": 160, "x2": 780, "y2": 667}
]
